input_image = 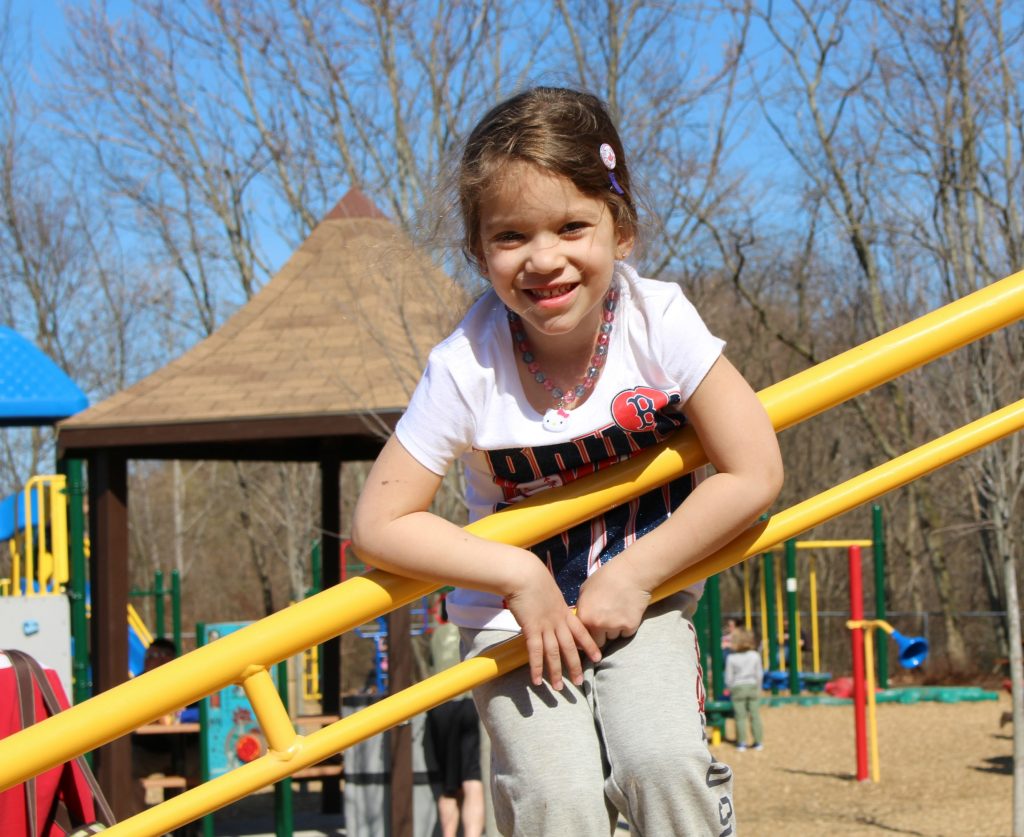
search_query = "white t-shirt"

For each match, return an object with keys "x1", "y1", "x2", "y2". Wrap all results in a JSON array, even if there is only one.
[{"x1": 396, "y1": 262, "x2": 725, "y2": 630}]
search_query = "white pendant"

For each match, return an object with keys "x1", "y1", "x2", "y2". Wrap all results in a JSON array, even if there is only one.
[{"x1": 542, "y1": 407, "x2": 571, "y2": 432}]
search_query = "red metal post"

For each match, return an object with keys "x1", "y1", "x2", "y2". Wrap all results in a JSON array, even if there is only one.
[{"x1": 848, "y1": 544, "x2": 868, "y2": 781}]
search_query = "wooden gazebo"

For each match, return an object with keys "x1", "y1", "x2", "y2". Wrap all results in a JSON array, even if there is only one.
[{"x1": 57, "y1": 189, "x2": 466, "y2": 826}]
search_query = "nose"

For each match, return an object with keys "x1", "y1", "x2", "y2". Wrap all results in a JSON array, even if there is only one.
[{"x1": 524, "y1": 234, "x2": 566, "y2": 275}]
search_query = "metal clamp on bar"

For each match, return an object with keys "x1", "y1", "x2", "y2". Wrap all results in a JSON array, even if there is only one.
[{"x1": 239, "y1": 666, "x2": 300, "y2": 758}]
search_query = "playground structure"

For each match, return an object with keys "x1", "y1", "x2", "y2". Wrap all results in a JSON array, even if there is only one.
[
  {"x1": 0, "y1": 268, "x2": 1020, "y2": 834},
  {"x1": 846, "y1": 618, "x2": 929, "y2": 782},
  {"x1": 696, "y1": 527, "x2": 890, "y2": 702},
  {"x1": 0, "y1": 475, "x2": 181, "y2": 680}
]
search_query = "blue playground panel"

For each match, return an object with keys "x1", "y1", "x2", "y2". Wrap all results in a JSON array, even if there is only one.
[
  {"x1": 0, "y1": 490, "x2": 42, "y2": 541},
  {"x1": 0, "y1": 326, "x2": 87, "y2": 426}
]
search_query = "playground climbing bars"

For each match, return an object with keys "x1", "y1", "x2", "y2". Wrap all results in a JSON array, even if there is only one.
[{"x1": 0, "y1": 268, "x2": 1022, "y2": 834}]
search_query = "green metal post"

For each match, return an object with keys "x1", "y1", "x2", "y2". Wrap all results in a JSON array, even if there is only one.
[
  {"x1": 64, "y1": 458, "x2": 92, "y2": 704},
  {"x1": 707, "y1": 574, "x2": 725, "y2": 699},
  {"x1": 785, "y1": 539, "x2": 800, "y2": 694},
  {"x1": 310, "y1": 540, "x2": 323, "y2": 594},
  {"x1": 154, "y1": 570, "x2": 166, "y2": 639},
  {"x1": 172, "y1": 570, "x2": 182, "y2": 653},
  {"x1": 763, "y1": 553, "x2": 779, "y2": 691},
  {"x1": 873, "y1": 505, "x2": 889, "y2": 688},
  {"x1": 197, "y1": 622, "x2": 215, "y2": 837},
  {"x1": 275, "y1": 658, "x2": 294, "y2": 837}
]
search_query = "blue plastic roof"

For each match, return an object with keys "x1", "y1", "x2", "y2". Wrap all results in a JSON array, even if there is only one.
[{"x1": 0, "y1": 327, "x2": 88, "y2": 426}]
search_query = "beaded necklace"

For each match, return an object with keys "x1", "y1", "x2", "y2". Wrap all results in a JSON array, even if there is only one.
[{"x1": 507, "y1": 283, "x2": 620, "y2": 432}]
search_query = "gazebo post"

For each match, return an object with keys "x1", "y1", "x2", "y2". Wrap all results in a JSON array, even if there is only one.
[
  {"x1": 88, "y1": 450, "x2": 132, "y2": 817},
  {"x1": 320, "y1": 452, "x2": 343, "y2": 814},
  {"x1": 388, "y1": 604, "x2": 413, "y2": 837}
]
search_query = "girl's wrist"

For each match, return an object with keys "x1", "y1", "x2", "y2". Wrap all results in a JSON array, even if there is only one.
[{"x1": 494, "y1": 546, "x2": 549, "y2": 598}]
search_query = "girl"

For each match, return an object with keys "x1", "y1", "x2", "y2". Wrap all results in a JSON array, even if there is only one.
[
  {"x1": 352, "y1": 86, "x2": 783, "y2": 836},
  {"x1": 724, "y1": 628, "x2": 766, "y2": 752}
]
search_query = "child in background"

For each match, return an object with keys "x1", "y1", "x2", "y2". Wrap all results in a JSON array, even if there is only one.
[
  {"x1": 352, "y1": 86, "x2": 783, "y2": 836},
  {"x1": 722, "y1": 616, "x2": 738, "y2": 662},
  {"x1": 425, "y1": 597, "x2": 485, "y2": 837},
  {"x1": 725, "y1": 628, "x2": 765, "y2": 751}
]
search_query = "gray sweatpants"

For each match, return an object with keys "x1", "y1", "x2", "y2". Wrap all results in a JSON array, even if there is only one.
[{"x1": 463, "y1": 594, "x2": 736, "y2": 836}]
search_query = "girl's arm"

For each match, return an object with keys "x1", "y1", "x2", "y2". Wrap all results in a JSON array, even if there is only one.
[
  {"x1": 575, "y1": 355, "x2": 783, "y2": 646},
  {"x1": 351, "y1": 435, "x2": 601, "y2": 690}
]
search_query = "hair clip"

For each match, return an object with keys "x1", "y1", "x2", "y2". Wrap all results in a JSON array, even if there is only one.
[{"x1": 599, "y1": 143, "x2": 625, "y2": 195}]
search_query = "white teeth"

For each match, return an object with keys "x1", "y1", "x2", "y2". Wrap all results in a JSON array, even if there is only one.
[{"x1": 531, "y1": 285, "x2": 575, "y2": 299}]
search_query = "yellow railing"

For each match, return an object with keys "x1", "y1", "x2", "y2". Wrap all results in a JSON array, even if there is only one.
[
  {"x1": 3, "y1": 474, "x2": 69, "y2": 597},
  {"x1": 0, "y1": 269, "x2": 1022, "y2": 835}
]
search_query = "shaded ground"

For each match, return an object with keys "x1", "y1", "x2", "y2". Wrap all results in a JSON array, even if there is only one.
[{"x1": 204, "y1": 692, "x2": 1013, "y2": 836}]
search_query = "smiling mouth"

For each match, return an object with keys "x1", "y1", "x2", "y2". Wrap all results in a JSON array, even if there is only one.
[{"x1": 528, "y1": 284, "x2": 577, "y2": 300}]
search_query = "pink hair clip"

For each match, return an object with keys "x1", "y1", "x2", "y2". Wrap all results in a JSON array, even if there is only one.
[{"x1": 599, "y1": 143, "x2": 625, "y2": 195}]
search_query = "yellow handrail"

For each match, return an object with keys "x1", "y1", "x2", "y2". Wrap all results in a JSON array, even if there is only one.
[
  {"x1": 0, "y1": 268, "x2": 1021, "y2": 833},
  {"x1": 110, "y1": 396, "x2": 1024, "y2": 834},
  {"x1": 4, "y1": 475, "x2": 69, "y2": 596}
]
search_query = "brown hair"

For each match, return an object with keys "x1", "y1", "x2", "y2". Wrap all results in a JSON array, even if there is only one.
[
  {"x1": 730, "y1": 628, "x2": 757, "y2": 653},
  {"x1": 458, "y1": 87, "x2": 638, "y2": 267}
]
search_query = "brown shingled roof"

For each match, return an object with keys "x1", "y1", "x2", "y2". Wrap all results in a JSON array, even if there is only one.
[{"x1": 57, "y1": 189, "x2": 468, "y2": 460}]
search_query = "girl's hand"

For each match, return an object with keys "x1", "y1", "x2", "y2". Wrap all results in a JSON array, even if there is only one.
[
  {"x1": 505, "y1": 558, "x2": 602, "y2": 691},
  {"x1": 575, "y1": 557, "x2": 652, "y2": 647}
]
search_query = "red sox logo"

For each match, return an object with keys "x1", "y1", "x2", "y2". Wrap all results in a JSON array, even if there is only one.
[{"x1": 611, "y1": 386, "x2": 671, "y2": 432}]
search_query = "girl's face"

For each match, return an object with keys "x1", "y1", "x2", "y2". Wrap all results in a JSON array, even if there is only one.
[{"x1": 476, "y1": 162, "x2": 633, "y2": 349}]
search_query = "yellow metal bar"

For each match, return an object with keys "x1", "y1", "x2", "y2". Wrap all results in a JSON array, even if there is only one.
[
  {"x1": 442, "y1": 268, "x2": 1024, "y2": 557},
  {"x1": 758, "y1": 563, "x2": 769, "y2": 669},
  {"x1": 742, "y1": 561, "x2": 752, "y2": 631},
  {"x1": 809, "y1": 555, "x2": 821, "y2": 673},
  {"x1": 240, "y1": 666, "x2": 299, "y2": 756},
  {"x1": 303, "y1": 646, "x2": 322, "y2": 702},
  {"x1": 794, "y1": 593, "x2": 803, "y2": 674},
  {"x1": 0, "y1": 269, "x2": 1022, "y2": 821},
  {"x1": 49, "y1": 476, "x2": 69, "y2": 587},
  {"x1": 863, "y1": 626, "x2": 880, "y2": 782},
  {"x1": 105, "y1": 397, "x2": 1024, "y2": 835},
  {"x1": 794, "y1": 540, "x2": 873, "y2": 549},
  {"x1": 9, "y1": 538, "x2": 20, "y2": 597},
  {"x1": 23, "y1": 480, "x2": 36, "y2": 596},
  {"x1": 775, "y1": 554, "x2": 786, "y2": 673}
]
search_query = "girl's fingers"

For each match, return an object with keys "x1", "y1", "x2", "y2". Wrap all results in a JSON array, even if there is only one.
[
  {"x1": 545, "y1": 635, "x2": 565, "y2": 690},
  {"x1": 571, "y1": 617, "x2": 603, "y2": 662},
  {"x1": 556, "y1": 627, "x2": 585, "y2": 686},
  {"x1": 525, "y1": 632, "x2": 545, "y2": 687}
]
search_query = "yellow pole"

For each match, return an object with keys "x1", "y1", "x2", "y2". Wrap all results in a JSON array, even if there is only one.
[
  {"x1": 794, "y1": 583, "x2": 803, "y2": 675},
  {"x1": 758, "y1": 564, "x2": 769, "y2": 669},
  {"x1": 809, "y1": 555, "x2": 820, "y2": 673},
  {"x1": 5, "y1": 398, "x2": 1024, "y2": 834},
  {"x1": 742, "y1": 561, "x2": 753, "y2": 631},
  {"x1": 775, "y1": 553, "x2": 786, "y2": 673},
  {"x1": 863, "y1": 626, "x2": 880, "y2": 782},
  {"x1": 795, "y1": 540, "x2": 872, "y2": 549},
  {"x1": 23, "y1": 481, "x2": 35, "y2": 597},
  {"x1": 10, "y1": 535, "x2": 21, "y2": 597},
  {"x1": 50, "y1": 475, "x2": 70, "y2": 588}
]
